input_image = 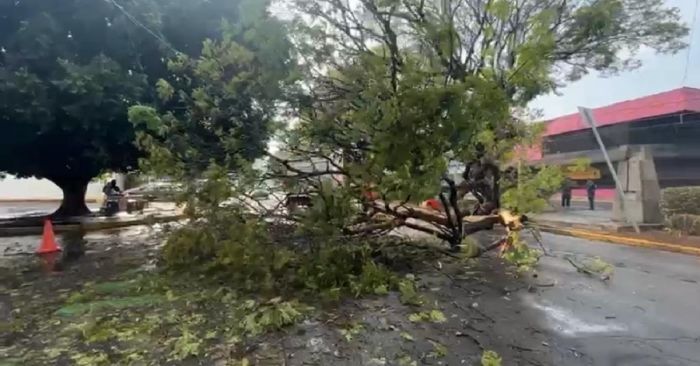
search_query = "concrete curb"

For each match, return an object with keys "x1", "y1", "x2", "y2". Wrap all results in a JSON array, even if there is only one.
[
  {"x1": 538, "y1": 225, "x2": 700, "y2": 257},
  {"x1": 533, "y1": 218, "x2": 663, "y2": 233},
  {"x1": 0, "y1": 213, "x2": 185, "y2": 237}
]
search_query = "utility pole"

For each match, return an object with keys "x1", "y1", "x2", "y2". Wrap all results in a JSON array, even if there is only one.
[
  {"x1": 578, "y1": 107, "x2": 640, "y2": 233},
  {"x1": 440, "y1": 0, "x2": 451, "y2": 19}
]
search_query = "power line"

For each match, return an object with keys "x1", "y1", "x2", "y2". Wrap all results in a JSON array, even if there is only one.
[
  {"x1": 105, "y1": 0, "x2": 181, "y2": 55},
  {"x1": 682, "y1": 0, "x2": 699, "y2": 86}
]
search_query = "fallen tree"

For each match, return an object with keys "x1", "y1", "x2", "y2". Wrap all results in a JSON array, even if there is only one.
[
  {"x1": 260, "y1": 0, "x2": 687, "y2": 253},
  {"x1": 266, "y1": 151, "x2": 530, "y2": 255},
  {"x1": 131, "y1": 0, "x2": 687, "y2": 259}
]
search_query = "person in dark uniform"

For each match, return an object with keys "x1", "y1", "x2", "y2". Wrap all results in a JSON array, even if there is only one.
[
  {"x1": 102, "y1": 179, "x2": 121, "y2": 197},
  {"x1": 586, "y1": 180, "x2": 597, "y2": 210},
  {"x1": 561, "y1": 178, "x2": 573, "y2": 208},
  {"x1": 101, "y1": 179, "x2": 122, "y2": 216}
]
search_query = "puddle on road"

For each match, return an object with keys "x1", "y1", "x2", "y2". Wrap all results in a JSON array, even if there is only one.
[
  {"x1": 0, "y1": 230, "x2": 88, "y2": 272},
  {"x1": 0, "y1": 224, "x2": 171, "y2": 273},
  {"x1": 1, "y1": 225, "x2": 157, "y2": 256},
  {"x1": 526, "y1": 297, "x2": 627, "y2": 336}
]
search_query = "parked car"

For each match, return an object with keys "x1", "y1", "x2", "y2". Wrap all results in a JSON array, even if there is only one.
[{"x1": 123, "y1": 181, "x2": 183, "y2": 202}]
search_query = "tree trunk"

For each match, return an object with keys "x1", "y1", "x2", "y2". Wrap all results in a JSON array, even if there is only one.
[{"x1": 52, "y1": 179, "x2": 92, "y2": 217}]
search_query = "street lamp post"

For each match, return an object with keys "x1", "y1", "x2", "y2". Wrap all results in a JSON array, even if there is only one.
[{"x1": 578, "y1": 107, "x2": 640, "y2": 233}]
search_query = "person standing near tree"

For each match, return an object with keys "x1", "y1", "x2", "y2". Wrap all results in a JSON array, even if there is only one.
[
  {"x1": 102, "y1": 179, "x2": 121, "y2": 198},
  {"x1": 586, "y1": 180, "x2": 597, "y2": 210}
]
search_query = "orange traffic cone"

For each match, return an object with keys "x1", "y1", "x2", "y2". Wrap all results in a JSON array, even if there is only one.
[{"x1": 37, "y1": 219, "x2": 61, "y2": 254}]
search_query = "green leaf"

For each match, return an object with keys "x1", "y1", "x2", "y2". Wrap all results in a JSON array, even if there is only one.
[
  {"x1": 408, "y1": 313, "x2": 424, "y2": 323},
  {"x1": 481, "y1": 350, "x2": 503, "y2": 366},
  {"x1": 397, "y1": 354, "x2": 418, "y2": 366},
  {"x1": 156, "y1": 79, "x2": 175, "y2": 101},
  {"x1": 428, "y1": 309, "x2": 447, "y2": 323},
  {"x1": 374, "y1": 284, "x2": 389, "y2": 295},
  {"x1": 170, "y1": 328, "x2": 203, "y2": 361},
  {"x1": 429, "y1": 340, "x2": 448, "y2": 358},
  {"x1": 71, "y1": 352, "x2": 109, "y2": 366},
  {"x1": 128, "y1": 105, "x2": 162, "y2": 132},
  {"x1": 398, "y1": 278, "x2": 423, "y2": 306}
]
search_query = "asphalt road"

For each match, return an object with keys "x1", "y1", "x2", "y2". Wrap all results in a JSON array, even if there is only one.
[
  {"x1": 522, "y1": 232, "x2": 700, "y2": 366},
  {"x1": 1, "y1": 214, "x2": 697, "y2": 365}
]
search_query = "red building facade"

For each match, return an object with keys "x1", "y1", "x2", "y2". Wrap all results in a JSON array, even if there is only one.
[{"x1": 528, "y1": 87, "x2": 700, "y2": 200}]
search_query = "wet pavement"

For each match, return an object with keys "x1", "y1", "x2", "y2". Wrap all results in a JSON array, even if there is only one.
[
  {"x1": 2, "y1": 226, "x2": 699, "y2": 365},
  {"x1": 524, "y1": 232, "x2": 700, "y2": 366},
  {"x1": 0, "y1": 225, "x2": 161, "y2": 266}
]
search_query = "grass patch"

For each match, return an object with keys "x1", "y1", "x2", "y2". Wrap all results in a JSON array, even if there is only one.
[{"x1": 55, "y1": 294, "x2": 165, "y2": 317}]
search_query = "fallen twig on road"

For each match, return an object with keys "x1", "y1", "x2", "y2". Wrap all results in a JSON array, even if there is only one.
[
  {"x1": 509, "y1": 343, "x2": 538, "y2": 352},
  {"x1": 455, "y1": 331, "x2": 485, "y2": 350},
  {"x1": 528, "y1": 226, "x2": 550, "y2": 256},
  {"x1": 564, "y1": 255, "x2": 613, "y2": 281},
  {"x1": 451, "y1": 300, "x2": 496, "y2": 324},
  {"x1": 565, "y1": 256, "x2": 592, "y2": 274}
]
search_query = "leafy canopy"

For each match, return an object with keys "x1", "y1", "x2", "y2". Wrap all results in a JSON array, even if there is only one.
[
  {"x1": 0, "y1": 0, "x2": 278, "y2": 215},
  {"x1": 129, "y1": 0, "x2": 295, "y2": 216},
  {"x1": 130, "y1": 22, "x2": 293, "y2": 176},
  {"x1": 129, "y1": 3, "x2": 292, "y2": 180},
  {"x1": 0, "y1": 0, "x2": 156, "y2": 183},
  {"x1": 283, "y1": 0, "x2": 686, "y2": 208},
  {"x1": 0, "y1": 0, "x2": 273, "y2": 183}
]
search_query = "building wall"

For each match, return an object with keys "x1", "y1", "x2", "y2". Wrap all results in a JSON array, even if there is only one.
[
  {"x1": 539, "y1": 112, "x2": 700, "y2": 190},
  {"x1": 543, "y1": 113, "x2": 700, "y2": 155}
]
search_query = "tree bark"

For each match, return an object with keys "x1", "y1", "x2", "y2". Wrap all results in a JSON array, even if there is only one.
[
  {"x1": 52, "y1": 179, "x2": 92, "y2": 217},
  {"x1": 366, "y1": 200, "x2": 524, "y2": 240}
]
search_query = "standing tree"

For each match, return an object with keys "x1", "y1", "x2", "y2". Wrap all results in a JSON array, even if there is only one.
[
  {"x1": 0, "y1": 0, "x2": 270, "y2": 216},
  {"x1": 0, "y1": 0, "x2": 155, "y2": 216},
  {"x1": 128, "y1": 0, "x2": 295, "y2": 216},
  {"x1": 272, "y1": 0, "x2": 688, "y2": 247}
]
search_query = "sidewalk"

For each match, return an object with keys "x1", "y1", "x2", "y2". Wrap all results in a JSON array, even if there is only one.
[
  {"x1": 534, "y1": 207, "x2": 625, "y2": 231},
  {"x1": 533, "y1": 207, "x2": 700, "y2": 256}
]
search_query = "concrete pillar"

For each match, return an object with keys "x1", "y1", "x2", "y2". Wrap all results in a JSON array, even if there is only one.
[{"x1": 613, "y1": 147, "x2": 662, "y2": 224}]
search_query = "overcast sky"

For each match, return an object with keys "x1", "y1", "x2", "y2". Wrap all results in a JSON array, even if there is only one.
[
  {"x1": 273, "y1": 0, "x2": 699, "y2": 120},
  {"x1": 529, "y1": 0, "x2": 700, "y2": 119}
]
